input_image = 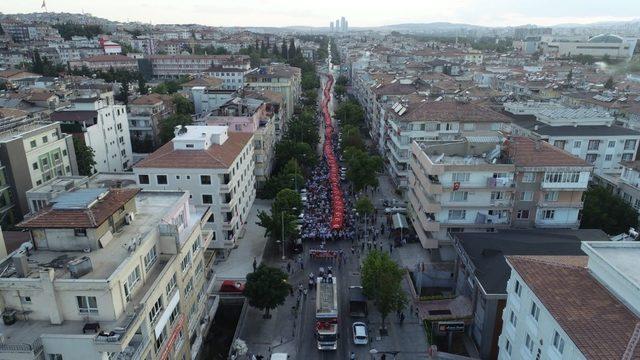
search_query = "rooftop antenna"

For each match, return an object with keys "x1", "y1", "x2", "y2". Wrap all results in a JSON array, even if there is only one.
[{"x1": 41, "y1": 0, "x2": 48, "y2": 13}]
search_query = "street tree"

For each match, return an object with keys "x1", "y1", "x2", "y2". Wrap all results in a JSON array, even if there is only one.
[
  {"x1": 604, "y1": 76, "x2": 615, "y2": 90},
  {"x1": 273, "y1": 140, "x2": 317, "y2": 173},
  {"x1": 581, "y1": 185, "x2": 638, "y2": 235},
  {"x1": 273, "y1": 189, "x2": 302, "y2": 216},
  {"x1": 344, "y1": 147, "x2": 383, "y2": 192},
  {"x1": 73, "y1": 137, "x2": 96, "y2": 176},
  {"x1": 159, "y1": 114, "x2": 193, "y2": 144},
  {"x1": 257, "y1": 189, "x2": 301, "y2": 241},
  {"x1": 172, "y1": 94, "x2": 195, "y2": 115},
  {"x1": 244, "y1": 265, "x2": 291, "y2": 318},
  {"x1": 361, "y1": 250, "x2": 407, "y2": 332}
]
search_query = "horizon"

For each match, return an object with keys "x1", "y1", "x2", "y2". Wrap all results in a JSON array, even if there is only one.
[{"x1": 2, "y1": 0, "x2": 639, "y2": 28}]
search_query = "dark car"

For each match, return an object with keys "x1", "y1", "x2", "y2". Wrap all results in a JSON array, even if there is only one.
[{"x1": 220, "y1": 280, "x2": 245, "y2": 293}]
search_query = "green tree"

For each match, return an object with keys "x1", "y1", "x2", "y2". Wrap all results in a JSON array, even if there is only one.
[
  {"x1": 152, "y1": 80, "x2": 181, "y2": 94},
  {"x1": 73, "y1": 137, "x2": 96, "y2": 176},
  {"x1": 273, "y1": 140, "x2": 317, "y2": 173},
  {"x1": 244, "y1": 265, "x2": 291, "y2": 318},
  {"x1": 335, "y1": 100, "x2": 365, "y2": 128},
  {"x1": 138, "y1": 76, "x2": 148, "y2": 95},
  {"x1": 159, "y1": 114, "x2": 193, "y2": 144},
  {"x1": 361, "y1": 250, "x2": 407, "y2": 331},
  {"x1": 336, "y1": 75, "x2": 348, "y2": 86},
  {"x1": 334, "y1": 84, "x2": 346, "y2": 97},
  {"x1": 566, "y1": 69, "x2": 573, "y2": 82},
  {"x1": 281, "y1": 39, "x2": 288, "y2": 60},
  {"x1": 581, "y1": 185, "x2": 638, "y2": 235},
  {"x1": 273, "y1": 188, "x2": 302, "y2": 216},
  {"x1": 341, "y1": 124, "x2": 365, "y2": 150},
  {"x1": 355, "y1": 196, "x2": 374, "y2": 216},
  {"x1": 288, "y1": 38, "x2": 296, "y2": 60},
  {"x1": 344, "y1": 147, "x2": 383, "y2": 192},
  {"x1": 117, "y1": 79, "x2": 130, "y2": 104},
  {"x1": 53, "y1": 23, "x2": 103, "y2": 40},
  {"x1": 604, "y1": 76, "x2": 615, "y2": 90},
  {"x1": 172, "y1": 94, "x2": 194, "y2": 115}
]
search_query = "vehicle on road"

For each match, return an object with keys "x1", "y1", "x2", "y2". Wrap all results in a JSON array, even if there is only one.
[
  {"x1": 219, "y1": 280, "x2": 244, "y2": 293},
  {"x1": 352, "y1": 322, "x2": 368, "y2": 345},
  {"x1": 384, "y1": 207, "x2": 407, "y2": 214},
  {"x1": 270, "y1": 353, "x2": 289, "y2": 360},
  {"x1": 315, "y1": 275, "x2": 339, "y2": 350},
  {"x1": 348, "y1": 286, "x2": 368, "y2": 317},
  {"x1": 301, "y1": 193, "x2": 308, "y2": 203}
]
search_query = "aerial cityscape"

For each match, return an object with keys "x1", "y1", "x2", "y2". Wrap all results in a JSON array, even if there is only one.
[{"x1": 0, "y1": 2, "x2": 639, "y2": 360}]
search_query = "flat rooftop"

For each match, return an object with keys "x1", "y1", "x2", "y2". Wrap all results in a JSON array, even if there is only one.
[
  {"x1": 584, "y1": 241, "x2": 640, "y2": 290},
  {"x1": 2, "y1": 191, "x2": 185, "y2": 280}
]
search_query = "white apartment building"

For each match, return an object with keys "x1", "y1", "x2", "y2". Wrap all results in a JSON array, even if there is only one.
[
  {"x1": 408, "y1": 138, "x2": 515, "y2": 248},
  {"x1": 133, "y1": 126, "x2": 256, "y2": 251},
  {"x1": 385, "y1": 100, "x2": 512, "y2": 188},
  {"x1": 147, "y1": 55, "x2": 250, "y2": 79},
  {"x1": 206, "y1": 65, "x2": 251, "y2": 91},
  {"x1": 245, "y1": 65, "x2": 302, "y2": 124},
  {"x1": 2, "y1": 188, "x2": 216, "y2": 360},
  {"x1": 53, "y1": 91, "x2": 133, "y2": 172},
  {"x1": 506, "y1": 104, "x2": 640, "y2": 175},
  {"x1": 0, "y1": 122, "x2": 77, "y2": 221},
  {"x1": 498, "y1": 241, "x2": 640, "y2": 360},
  {"x1": 190, "y1": 87, "x2": 235, "y2": 117}
]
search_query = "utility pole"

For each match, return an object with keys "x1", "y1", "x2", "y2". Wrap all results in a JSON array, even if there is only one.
[{"x1": 281, "y1": 211, "x2": 286, "y2": 260}]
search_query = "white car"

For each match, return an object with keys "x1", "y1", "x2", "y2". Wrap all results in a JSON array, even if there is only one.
[
  {"x1": 352, "y1": 322, "x2": 368, "y2": 345},
  {"x1": 301, "y1": 194, "x2": 308, "y2": 202},
  {"x1": 384, "y1": 207, "x2": 407, "y2": 214}
]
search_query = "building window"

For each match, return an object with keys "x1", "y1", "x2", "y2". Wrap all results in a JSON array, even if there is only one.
[
  {"x1": 608, "y1": 140, "x2": 616, "y2": 148},
  {"x1": 184, "y1": 278, "x2": 193, "y2": 297},
  {"x1": 519, "y1": 191, "x2": 533, "y2": 201},
  {"x1": 21, "y1": 296, "x2": 32, "y2": 303},
  {"x1": 553, "y1": 140, "x2": 566, "y2": 149},
  {"x1": 586, "y1": 154, "x2": 598, "y2": 163},
  {"x1": 553, "y1": 331, "x2": 565, "y2": 354},
  {"x1": 166, "y1": 274, "x2": 177, "y2": 296},
  {"x1": 202, "y1": 194, "x2": 213, "y2": 204},
  {"x1": 516, "y1": 210, "x2": 529, "y2": 219},
  {"x1": 605, "y1": 154, "x2": 613, "y2": 161},
  {"x1": 30, "y1": 140, "x2": 37, "y2": 148},
  {"x1": 181, "y1": 251, "x2": 192, "y2": 272},
  {"x1": 514, "y1": 280, "x2": 522, "y2": 297},
  {"x1": 48, "y1": 355, "x2": 63, "y2": 360},
  {"x1": 156, "y1": 175, "x2": 168, "y2": 185},
  {"x1": 509, "y1": 310, "x2": 517, "y2": 327},
  {"x1": 148, "y1": 297, "x2": 163, "y2": 324},
  {"x1": 587, "y1": 140, "x2": 600, "y2": 150},
  {"x1": 123, "y1": 266, "x2": 141, "y2": 301},
  {"x1": 138, "y1": 174, "x2": 149, "y2": 184},
  {"x1": 63, "y1": 149, "x2": 67, "y2": 156},
  {"x1": 525, "y1": 333, "x2": 534, "y2": 354},
  {"x1": 200, "y1": 175, "x2": 211, "y2": 185},
  {"x1": 451, "y1": 172, "x2": 470, "y2": 182},
  {"x1": 42, "y1": 136, "x2": 48, "y2": 143},
  {"x1": 573, "y1": 141, "x2": 581, "y2": 148},
  {"x1": 522, "y1": 172, "x2": 535, "y2": 183},
  {"x1": 450, "y1": 191, "x2": 468, "y2": 202},
  {"x1": 76, "y1": 296, "x2": 98, "y2": 314},
  {"x1": 622, "y1": 153, "x2": 634, "y2": 162},
  {"x1": 544, "y1": 191, "x2": 559, "y2": 202},
  {"x1": 74, "y1": 228, "x2": 87, "y2": 237},
  {"x1": 544, "y1": 172, "x2": 580, "y2": 183},
  {"x1": 144, "y1": 246, "x2": 158, "y2": 269},
  {"x1": 634, "y1": 199, "x2": 640, "y2": 210},
  {"x1": 32, "y1": 162, "x2": 38, "y2": 170},
  {"x1": 169, "y1": 302, "x2": 180, "y2": 324},
  {"x1": 542, "y1": 210, "x2": 555, "y2": 220},
  {"x1": 505, "y1": 339, "x2": 512, "y2": 356},
  {"x1": 530, "y1": 301, "x2": 540, "y2": 321},
  {"x1": 625, "y1": 139, "x2": 637, "y2": 150},
  {"x1": 192, "y1": 237, "x2": 201, "y2": 254},
  {"x1": 448, "y1": 210, "x2": 466, "y2": 220}
]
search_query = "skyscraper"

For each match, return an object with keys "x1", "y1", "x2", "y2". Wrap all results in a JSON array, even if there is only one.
[
  {"x1": 336, "y1": 19, "x2": 340, "y2": 32},
  {"x1": 345, "y1": 20, "x2": 348, "y2": 32},
  {"x1": 330, "y1": 21, "x2": 334, "y2": 32},
  {"x1": 341, "y1": 17, "x2": 346, "y2": 32}
]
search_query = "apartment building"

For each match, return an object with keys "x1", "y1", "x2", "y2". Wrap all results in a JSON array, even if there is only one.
[
  {"x1": 0, "y1": 162, "x2": 16, "y2": 227},
  {"x1": 453, "y1": 229, "x2": 608, "y2": 360},
  {"x1": 0, "y1": 188, "x2": 216, "y2": 360},
  {"x1": 0, "y1": 122, "x2": 77, "y2": 222},
  {"x1": 386, "y1": 100, "x2": 512, "y2": 188},
  {"x1": 541, "y1": 33, "x2": 636, "y2": 60},
  {"x1": 128, "y1": 94, "x2": 176, "y2": 151},
  {"x1": 145, "y1": 55, "x2": 250, "y2": 79},
  {"x1": 133, "y1": 126, "x2": 255, "y2": 251},
  {"x1": 506, "y1": 137, "x2": 592, "y2": 229},
  {"x1": 206, "y1": 65, "x2": 251, "y2": 90},
  {"x1": 69, "y1": 55, "x2": 139, "y2": 72},
  {"x1": 505, "y1": 104, "x2": 640, "y2": 175},
  {"x1": 498, "y1": 241, "x2": 640, "y2": 360},
  {"x1": 245, "y1": 64, "x2": 302, "y2": 125},
  {"x1": 203, "y1": 96, "x2": 276, "y2": 187},
  {"x1": 408, "y1": 138, "x2": 515, "y2": 248},
  {"x1": 52, "y1": 91, "x2": 133, "y2": 172}
]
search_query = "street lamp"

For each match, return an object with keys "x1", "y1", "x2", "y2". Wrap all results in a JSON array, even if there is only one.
[{"x1": 280, "y1": 207, "x2": 297, "y2": 261}]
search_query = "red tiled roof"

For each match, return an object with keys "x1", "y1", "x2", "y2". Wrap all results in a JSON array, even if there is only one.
[
  {"x1": 18, "y1": 188, "x2": 140, "y2": 229},
  {"x1": 507, "y1": 255, "x2": 640, "y2": 360},
  {"x1": 134, "y1": 132, "x2": 252, "y2": 169},
  {"x1": 507, "y1": 136, "x2": 590, "y2": 167},
  {"x1": 83, "y1": 55, "x2": 136, "y2": 63}
]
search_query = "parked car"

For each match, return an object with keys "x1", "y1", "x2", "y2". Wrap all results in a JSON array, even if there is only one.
[
  {"x1": 384, "y1": 207, "x2": 407, "y2": 214},
  {"x1": 219, "y1": 280, "x2": 245, "y2": 293},
  {"x1": 352, "y1": 322, "x2": 368, "y2": 345},
  {"x1": 301, "y1": 194, "x2": 308, "y2": 202}
]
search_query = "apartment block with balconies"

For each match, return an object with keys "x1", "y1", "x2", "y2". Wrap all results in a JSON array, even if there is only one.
[
  {"x1": 408, "y1": 138, "x2": 516, "y2": 248},
  {"x1": 133, "y1": 126, "x2": 255, "y2": 253},
  {"x1": 0, "y1": 188, "x2": 216, "y2": 360}
]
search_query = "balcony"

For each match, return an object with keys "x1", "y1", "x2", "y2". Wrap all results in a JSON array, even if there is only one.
[
  {"x1": 540, "y1": 182, "x2": 588, "y2": 191},
  {"x1": 535, "y1": 219, "x2": 580, "y2": 229},
  {"x1": 474, "y1": 212, "x2": 511, "y2": 226},
  {"x1": 0, "y1": 338, "x2": 43, "y2": 359},
  {"x1": 537, "y1": 200, "x2": 584, "y2": 209},
  {"x1": 111, "y1": 334, "x2": 150, "y2": 360},
  {"x1": 201, "y1": 224, "x2": 215, "y2": 249},
  {"x1": 486, "y1": 178, "x2": 514, "y2": 188}
]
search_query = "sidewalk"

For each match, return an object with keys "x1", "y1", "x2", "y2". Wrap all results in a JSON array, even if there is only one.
[{"x1": 215, "y1": 199, "x2": 271, "y2": 279}]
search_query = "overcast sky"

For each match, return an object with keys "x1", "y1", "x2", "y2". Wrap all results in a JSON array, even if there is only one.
[{"x1": 5, "y1": 0, "x2": 640, "y2": 27}]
